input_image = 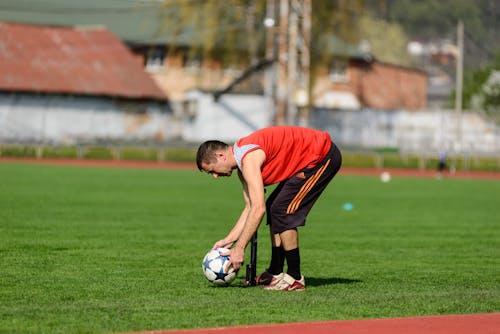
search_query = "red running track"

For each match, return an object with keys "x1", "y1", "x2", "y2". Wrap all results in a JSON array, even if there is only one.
[
  {"x1": 1, "y1": 157, "x2": 499, "y2": 180},
  {"x1": 129, "y1": 313, "x2": 500, "y2": 334}
]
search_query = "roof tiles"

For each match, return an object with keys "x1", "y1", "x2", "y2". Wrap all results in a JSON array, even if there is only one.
[{"x1": 0, "y1": 21, "x2": 168, "y2": 100}]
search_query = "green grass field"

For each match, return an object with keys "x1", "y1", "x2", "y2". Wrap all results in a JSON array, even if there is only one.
[{"x1": 0, "y1": 163, "x2": 499, "y2": 334}]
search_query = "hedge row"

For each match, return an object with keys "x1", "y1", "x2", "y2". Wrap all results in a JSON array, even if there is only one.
[{"x1": 0, "y1": 145, "x2": 498, "y2": 172}]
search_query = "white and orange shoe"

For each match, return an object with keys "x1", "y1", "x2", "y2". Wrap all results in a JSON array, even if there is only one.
[
  {"x1": 256, "y1": 271, "x2": 282, "y2": 286},
  {"x1": 263, "y1": 273, "x2": 305, "y2": 291}
]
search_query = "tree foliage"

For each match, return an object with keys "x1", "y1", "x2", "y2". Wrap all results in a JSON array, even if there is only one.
[
  {"x1": 155, "y1": 0, "x2": 497, "y2": 70},
  {"x1": 311, "y1": 0, "x2": 367, "y2": 45},
  {"x1": 389, "y1": 0, "x2": 482, "y2": 39},
  {"x1": 157, "y1": 0, "x2": 267, "y2": 65},
  {"x1": 461, "y1": 52, "x2": 500, "y2": 120},
  {"x1": 387, "y1": 0, "x2": 498, "y2": 67},
  {"x1": 157, "y1": 0, "x2": 408, "y2": 69},
  {"x1": 357, "y1": 14, "x2": 410, "y2": 66}
]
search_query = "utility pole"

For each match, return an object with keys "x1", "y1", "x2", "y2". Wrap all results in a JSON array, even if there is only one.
[
  {"x1": 277, "y1": 0, "x2": 289, "y2": 125},
  {"x1": 264, "y1": 0, "x2": 277, "y2": 123},
  {"x1": 265, "y1": 0, "x2": 311, "y2": 126},
  {"x1": 455, "y1": 20, "x2": 464, "y2": 154}
]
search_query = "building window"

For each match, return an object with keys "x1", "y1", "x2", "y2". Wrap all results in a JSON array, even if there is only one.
[
  {"x1": 183, "y1": 99, "x2": 198, "y2": 122},
  {"x1": 184, "y1": 58, "x2": 201, "y2": 73},
  {"x1": 146, "y1": 47, "x2": 166, "y2": 72},
  {"x1": 328, "y1": 60, "x2": 349, "y2": 82}
]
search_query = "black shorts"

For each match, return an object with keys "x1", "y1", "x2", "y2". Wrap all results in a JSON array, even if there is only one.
[{"x1": 266, "y1": 141, "x2": 342, "y2": 234}]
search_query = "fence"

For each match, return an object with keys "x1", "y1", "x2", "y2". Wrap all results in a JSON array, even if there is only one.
[
  {"x1": 309, "y1": 108, "x2": 499, "y2": 155},
  {"x1": 1, "y1": 142, "x2": 498, "y2": 171},
  {"x1": 1, "y1": 92, "x2": 499, "y2": 159}
]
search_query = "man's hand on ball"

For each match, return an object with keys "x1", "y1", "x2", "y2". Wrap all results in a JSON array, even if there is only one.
[
  {"x1": 212, "y1": 239, "x2": 236, "y2": 250},
  {"x1": 225, "y1": 246, "x2": 244, "y2": 271}
]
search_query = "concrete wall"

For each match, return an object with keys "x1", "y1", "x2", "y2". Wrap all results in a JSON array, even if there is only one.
[
  {"x1": 2, "y1": 92, "x2": 497, "y2": 155},
  {"x1": 0, "y1": 93, "x2": 176, "y2": 144},
  {"x1": 310, "y1": 109, "x2": 499, "y2": 154},
  {"x1": 181, "y1": 90, "x2": 273, "y2": 143}
]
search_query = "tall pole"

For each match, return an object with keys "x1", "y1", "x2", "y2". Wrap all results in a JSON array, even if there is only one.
[
  {"x1": 297, "y1": 0, "x2": 311, "y2": 126},
  {"x1": 264, "y1": 0, "x2": 277, "y2": 123},
  {"x1": 266, "y1": 0, "x2": 311, "y2": 126},
  {"x1": 276, "y1": 0, "x2": 289, "y2": 125},
  {"x1": 455, "y1": 20, "x2": 464, "y2": 154},
  {"x1": 287, "y1": 1, "x2": 298, "y2": 125}
]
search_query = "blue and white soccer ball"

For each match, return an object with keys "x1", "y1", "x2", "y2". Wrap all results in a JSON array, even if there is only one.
[{"x1": 202, "y1": 248, "x2": 236, "y2": 286}]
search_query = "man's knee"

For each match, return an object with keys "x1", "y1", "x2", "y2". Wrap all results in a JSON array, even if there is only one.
[{"x1": 279, "y1": 228, "x2": 298, "y2": 250}]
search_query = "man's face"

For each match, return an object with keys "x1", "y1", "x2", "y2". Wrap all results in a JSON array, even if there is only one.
[{"x1": 201, "y1": 153, "x2": 233, "y2": 179}]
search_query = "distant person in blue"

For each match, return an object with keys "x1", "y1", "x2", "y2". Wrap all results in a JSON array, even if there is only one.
[{"x1": 437, "y1": 148, "x2": 448, "y2": 176}]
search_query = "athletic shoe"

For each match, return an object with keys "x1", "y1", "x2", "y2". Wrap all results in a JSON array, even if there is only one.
[
  {"x1": 258, "y1": 272, "x2": 284, "y2": 287},
  {"x1": 255, "y1": 271, "x2": 282, "y2": 286},
  {"x1": 263, "y1": 273, "x2": 305, "y2": 291}
]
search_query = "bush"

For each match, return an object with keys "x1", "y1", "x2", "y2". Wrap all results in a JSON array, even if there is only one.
[
  {"x1": 0, "y1": 146, "x2": 37, "y2": 158},
  {"x1": 120, "y1": 147, "x2": 159, "y2": 161},
  {"x1": 42, "y1": 146, "x2": 79, "y2": 159},
  {"x1": 164, "y1": 147, "x2": 196, "y2": 162},
  {"x1": 1, "y1": 144, "x2": 498, "y2": 171},
  {"x1": 342, "y1": 153, "x2": 377, "y2": 168},
  {"x1": 82, "y1": 146, "x2": 114, "y2": 160}
]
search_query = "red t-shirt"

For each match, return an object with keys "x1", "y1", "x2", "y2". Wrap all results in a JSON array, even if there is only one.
[{"x1": 234, "y1": 126, "x2": 331, "y2": 185}]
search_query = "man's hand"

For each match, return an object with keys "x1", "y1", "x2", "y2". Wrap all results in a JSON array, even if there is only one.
[
  {"x1": 223, "y1": 246, "x2": 245, "y2": 271},
  {"x1": 212, "y1": 239, "x2": 236, "y2": 250}
]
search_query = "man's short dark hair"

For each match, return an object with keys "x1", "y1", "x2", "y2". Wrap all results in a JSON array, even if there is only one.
[{"x1": 196, "y1": 140, "x2": 229, "y2": 171}]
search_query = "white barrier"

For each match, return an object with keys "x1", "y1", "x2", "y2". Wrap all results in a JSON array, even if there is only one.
[
  {"x1": 310, "y1": 109, "x2": 499, "y2": 154},
  {"x1": 0, "y1": 94, "x2": 177, "y2": 144}
]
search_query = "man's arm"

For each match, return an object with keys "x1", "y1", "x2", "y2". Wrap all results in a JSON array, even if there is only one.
[
  {"x1": 227, "y1": 149, "x2": 266, "y2": 270},
  {"x1": 212, "y1": 183, "x2": 250, "y2": 250}
]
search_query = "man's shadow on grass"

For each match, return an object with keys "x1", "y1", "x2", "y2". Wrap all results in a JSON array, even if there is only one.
[
  {"x1": 233, "y1": 277, "x2": 362, "y2": 288},
  {"x1": 306, "y1": 277, "x2": 362, "y2": 287}
]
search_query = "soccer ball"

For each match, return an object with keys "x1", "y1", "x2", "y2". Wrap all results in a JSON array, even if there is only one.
[
  {"x1": 202, "y1": 248, "x2": 236, "y2": 286},
  {"x1": 380, "y1": 171, "x2": 391, "y2": 183}
]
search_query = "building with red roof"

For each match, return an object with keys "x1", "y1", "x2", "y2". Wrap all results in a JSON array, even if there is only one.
[
  {"x1": 0, "y1": 21, "x2": 174, "y2": 144},
  {"x1": 0, "y1": 21, "x2": 167, "y2": 100}
]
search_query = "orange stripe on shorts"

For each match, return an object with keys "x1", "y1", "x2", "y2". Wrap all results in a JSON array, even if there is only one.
[{"x1": 286, "y1": 159, "x2": 331, "y2": 214}]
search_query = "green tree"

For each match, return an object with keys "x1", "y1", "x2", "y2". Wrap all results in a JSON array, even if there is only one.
[
  {"x1": 312, "y1": 0, "x2": 367, "y2": 45},
  {"x1": 480, "y1": 71, "x2": 500, "y2": 115},
  {"x1": 388, "y1": 0, "x2": 496, "y2": 67},
  {"x1": 357, "y1": 14, "x2": 411, "y2": 66},
  {"x1": 454, "y1": 52, "x2": 500, "y2": 122},
  {"x1": 389, "y1": 0, "x2": 482, "y2": 39},
  {"x1": 157, "y1": 0, "x2": 267, "y2": 66},
  {"x1": 157, "y1": 0, "x2": 390, "y2": 68}
]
